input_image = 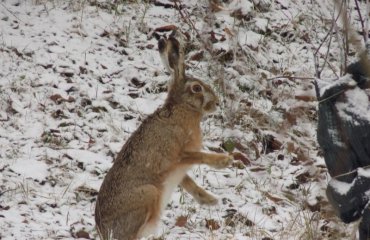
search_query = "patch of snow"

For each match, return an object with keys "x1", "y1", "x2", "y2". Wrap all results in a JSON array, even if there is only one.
[
  {"x1": 358, "y1": 168, "x2": 370, "y2": 178},
  {"x1": 10, "y1": 158, "x2": 48, "y2": 181},
  {"x1": 328, "y1": 179, "x2": 354, "y2": 195}
]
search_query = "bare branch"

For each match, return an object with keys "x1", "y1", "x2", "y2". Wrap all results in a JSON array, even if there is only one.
[{"x1": 354, "y1": 0, "x2": 367, "y2": 42}]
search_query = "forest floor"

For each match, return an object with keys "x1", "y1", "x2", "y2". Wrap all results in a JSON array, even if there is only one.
[{"x1": 0, "y1": 0, "x2": 365, "y2": 239}]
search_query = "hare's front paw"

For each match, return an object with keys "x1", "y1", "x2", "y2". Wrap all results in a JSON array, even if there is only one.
[{"x1": 211, "y1": 154, "x2": 233, "y2": 169}]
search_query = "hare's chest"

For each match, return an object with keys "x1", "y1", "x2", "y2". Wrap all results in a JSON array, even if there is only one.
[{"x1": 183, "y1": 129, "x2": 202, "y2": 151}]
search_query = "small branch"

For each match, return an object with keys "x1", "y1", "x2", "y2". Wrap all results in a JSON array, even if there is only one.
[
  {"x1": 266, "y1": 76, "x2": 315, "y2": 81},
  {"x1": 313, "y1": 2, "x2": 342, "y2": 57},
  {"x1": 366, "y1": 0, "x2": 370, "y2": 42},
  {"x1": 0, "y1": 2, "x2": 23, "y2": 23},
  {"x1": 313, "y1": 0, "x2": 342, "y2": 78},
  {"x1": 343, "y1": 1, "x2": 349, "y2": 72},
  {"x1": 313, "y1": 53, "x2": 321, "y2": 78},
  {"x1": 317, "y1": 89, "x2": 347, "y2": 103},
  {"x1": 319, "y1": 22, "x2": 334, "y2": 76},
  {"x1": 173, "y1": 0, "x2": 214, "y2": 54},
  {"x1": 0, "y1": 188, "x2": 17, "y2": 197},
  {"x1": 354, "y1": 0, "x2": 367, "y2": 42}
]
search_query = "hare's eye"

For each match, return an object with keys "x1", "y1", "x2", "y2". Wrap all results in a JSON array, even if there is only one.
[{"x1": 191, "y1": 84, "x2": 203, "y2": 93}]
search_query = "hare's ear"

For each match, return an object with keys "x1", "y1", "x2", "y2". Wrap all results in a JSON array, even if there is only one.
[{"x1": 158, "y1": 30, "x2": 186, "y2": 84}]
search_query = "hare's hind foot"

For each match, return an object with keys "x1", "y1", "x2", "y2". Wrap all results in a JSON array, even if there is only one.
[{"x1": 181, "y1": 174, "x2": 218, "y2": 205}]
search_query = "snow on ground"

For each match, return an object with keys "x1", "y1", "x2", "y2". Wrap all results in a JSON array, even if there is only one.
[{"x1": 0, "y1": 0, "x2": 363, "y2": 239}]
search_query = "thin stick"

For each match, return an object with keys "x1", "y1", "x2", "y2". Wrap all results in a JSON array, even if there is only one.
[
  {"x1": 266, "y1": 76, "x2": 315, "y2": 81},
  {"x1": 319, "y1": 21, "x2": 334, "y2": 77},
  {"x1": 313, "y1": 0, "x2": 342, "y2": 78},
  {"x1": 354, "y1": 0, "x2": 367, "y2": 42},
  {"x1": 173, "y1": 0, "x2": 213, "y2": 54},
  {"x1": 366, "y1": 0, "x2": 370, "y2": 43},
  {"x1": 313, "y1": 3, "x2": 342, "y2": 57},
  {"x1": 0, "y1": 2, "x2": 23, "y2": 23},
  {"x1": 343, "y1": 0, "x2": 349, "y2": 73}
]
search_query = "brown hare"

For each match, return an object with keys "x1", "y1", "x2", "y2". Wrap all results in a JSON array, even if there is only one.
[{"x1": 95, "y1": 31, "x2": 232, "y2": 240}]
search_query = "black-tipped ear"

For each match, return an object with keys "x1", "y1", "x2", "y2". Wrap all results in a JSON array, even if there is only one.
[
  {"x1": 158, "y1": 30, "x2": 186, "y2": 84},
  {"x1": 169, "y1": 31, "x2": 186, "y2": 82},
  {"x1": 167, "y1": 37, "x2": 180, "y2": 71}
]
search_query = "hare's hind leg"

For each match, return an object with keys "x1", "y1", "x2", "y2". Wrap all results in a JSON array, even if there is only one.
[
  {"x1": 112, "y1": 207, "x2": 156, "y2": 240},
  {"x1": 97, "y1": 184, "x2": 161, "y2": 240},
  {"x1": 181, "y1": 174, "x2": 218, "y2": 205}
]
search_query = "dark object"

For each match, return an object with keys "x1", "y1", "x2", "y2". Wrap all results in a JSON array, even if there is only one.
[
  {"x1": 316, "y1": 56, "x2": 370, "y2": 239},
  {"x1": 347, "y1": 61, "x2": 368, "y2": 86},
  {"x1": 347, "y1": 47, "x2": 370, "y2": 89},
  {"x1": 361, "y1": 207, "x2": 370, "y2": 240}
]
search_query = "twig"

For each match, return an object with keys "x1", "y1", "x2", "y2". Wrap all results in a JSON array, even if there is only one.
[
  {"x1": 313, "y1": 0, "x2": 342, "y2": 78},
  {"x1": 313, "y1": 53, "x2": 321, "y2": 78},
  {"x1": 319, "y1": 22, "x2": 334, "y2": 76},
  {"x1": 313, "y1": 2, "x2": 342, "y2": 57},
  {"x1": 334, "y1": 0, "x2": 369, "y2": 75},
  {"x1": 366, "y1": 0, "x2": 370, "y2": 42},
  {"x1": 343, "y1": 1, "x2": 349, "y2": 73},
  {"x1": 317, "y1": 50, "x2": 340, "y2": 78},
  {"x1": 0, "y1": 188, "x2": 17, "y2": 197},
  {"x1": 317, "y1": 89, "x2": 347, "y2": 103},
  {"x1": 0, "y1": 2, "x2": 23, "y2": 23},
  {"x1": 354, "y1": 0, "x2": 367, "y2": 42},
  {"x1": 266, "y1": 76, "x2": 315, "y2": 81},
  {"x1": 173, "y1": 0, "x2": 213, "y2": 54},
  {"x1": 333, "y1": 164, "x2": 370, "y2": 179}
]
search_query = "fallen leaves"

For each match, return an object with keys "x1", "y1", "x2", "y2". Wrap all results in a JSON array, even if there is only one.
[
  {"x1": 75, "y1": 229, "x2": 90, "y2": 239},
  {"x1": 175, "y1": 215, "x2": 188, "y2": 227},
  {"x1": 205, "y1": 219, "x2": 220, "y2": 230},
  {"x1": 154, "y1": 25, "x2": 178, "y2": 32},
  {"x1": 232, "y1": 152, "x2": 251, "y2": 165},
  {"x1": 49, "y1": 94, "x2": 75, "y2": 105},
  {"x1": 264, "y1": 192, "x2": 285, "y2": 203}
]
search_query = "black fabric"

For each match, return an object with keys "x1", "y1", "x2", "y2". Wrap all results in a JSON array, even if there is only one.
[
  {"x1": 360, "y1": 206, "x2": 370, "y2": 240},
  {"x1": 316, "y1": 61, "x2": 370, "y2": 237},
  {"x1": 317, "y1": 80, "x2": 360, "y2": 183},
  {"x1": 326, "y1": 175, "x2": 370, "y2": 223}
]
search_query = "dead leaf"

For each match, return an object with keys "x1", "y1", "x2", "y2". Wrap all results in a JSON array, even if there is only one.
[
  {"x1": 175, "y1": 215, "x2": 187, "y2": 227},
  {"x1": 264, "y1": 192, "x2": 284, "y2": 203},
  {"x1": 205, "y1": 219, "x2": 220, "y2": 230},
  {"x1": 262, "y1": 134, "x2": 282, "y2": 154},
  {"x1": 50, "y1": 94, "x2": 63, "y2": 104},
  {"x1": 295, "y1": 95, "x2": 316, "y2": 102},
  {"x1": 75, "y1": 229, "x2": 90, "y2": 239},
  {"x1": 296, "y1": 172, "x2": 310, "y2": 184},
  {"x1": 155, "y1": 25, "x2": 178, "y2": 32},
  {"x1": 190, "y1": 51, "x2": 204, "y2": 61},
  {"x1": 50, "y1": 94, "x2": 75, "y2": 104},
  {"x1": 286, "y1": 142, "x2": 295, "y2": 153},
  {"x1": 232, "y1": 152, "x2": 251, "y2": 165},
  {"x1": 223, "y1": 27, "x2": 234, "y2": 37},
  {"x1": 210, "y1": 1, "x2": 224, "y2": 12},
  {"x1": 249, "y1": 167, "x2": 266, "y2": 172}
]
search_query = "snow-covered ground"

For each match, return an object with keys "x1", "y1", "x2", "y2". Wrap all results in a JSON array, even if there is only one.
[{"x1": 0, "y1": 0, "x2": 365, "y2": 239}]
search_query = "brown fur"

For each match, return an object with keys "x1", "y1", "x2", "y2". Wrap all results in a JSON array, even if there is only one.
[{"x1": 95, "y1": 31, "x2": 232, "y2": 240}]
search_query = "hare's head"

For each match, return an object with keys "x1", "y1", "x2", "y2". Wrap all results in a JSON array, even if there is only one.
[{"x1": 158, "y1": 31, "x2": 219, "y2": 115}]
